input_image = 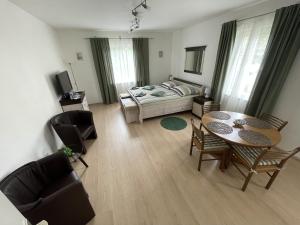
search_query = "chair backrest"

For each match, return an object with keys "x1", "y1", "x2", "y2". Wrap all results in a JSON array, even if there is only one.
[
  {"x1": 259, "y1": 113, "x2": 288, "y2": 131},
  {"x1": 262, "y1": 147, "x2": 300, "y2": 167},
  {"x1": 50, "y1": 112, "x2": 72, "y2": 127},
  {"x1": 191, "y1": 119, "x2": 204, "y2": 148},
  {"x1": 0, "y1": 162, "x2": 45, "y2": 208},
  {"x1": 202, "y1": 103, "x2": 221, "y2": 116}
]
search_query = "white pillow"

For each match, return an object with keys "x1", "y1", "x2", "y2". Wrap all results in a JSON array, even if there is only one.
[
  {"x1": 161, "y1": 81, "x2": 177, "y2": 89},
  {"x1": 171, "y1": 85, "x2": 204, "y2": 96}
]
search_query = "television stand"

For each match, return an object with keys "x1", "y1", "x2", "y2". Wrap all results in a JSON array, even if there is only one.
[{"x1": 59, "y1": 91, "x2": 89, "y2": 112}]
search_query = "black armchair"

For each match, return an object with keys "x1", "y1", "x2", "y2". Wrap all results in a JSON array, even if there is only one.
[
  {"x1": 0, "y1": 152, "x2": 95, "y2": 225},
  {"x1": 50, "y1": 111, "x2": 97, "y2": 154}
]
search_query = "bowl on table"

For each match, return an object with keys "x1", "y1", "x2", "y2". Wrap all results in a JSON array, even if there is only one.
[{"x1": 233, "y1": 119, "x2": 246, "y2": 128}]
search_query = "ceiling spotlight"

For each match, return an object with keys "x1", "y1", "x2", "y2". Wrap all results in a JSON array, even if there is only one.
[
  {"x1": 142, "y1": 0, "x2": 148, "y2": 9},
  {"x1": 132, "y1": 10, "x2": 138, "y2": 17},
  {"x1": 130, "y1": 17, "x2": 140, "y2": 32},
  {"x1": 129, "y1": 0, "x2": 149, "y2": 32}
]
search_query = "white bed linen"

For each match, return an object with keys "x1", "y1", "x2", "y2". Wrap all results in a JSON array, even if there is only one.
[{"x1": 128, "y1": 85, "x2": 181, "y2": 104}]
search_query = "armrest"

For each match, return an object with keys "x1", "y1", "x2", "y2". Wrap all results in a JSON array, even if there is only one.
[
  {"x1": 38, "y1": 152, "x2": 73, "y2": 181},
  {"x1": 26, "y1": 181, "x2": 95, "y2": 225}
]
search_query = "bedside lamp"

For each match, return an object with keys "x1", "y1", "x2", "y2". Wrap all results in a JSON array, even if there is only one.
[{"x1": 204, "y1": 87, "x2": 211, "y2": 98}]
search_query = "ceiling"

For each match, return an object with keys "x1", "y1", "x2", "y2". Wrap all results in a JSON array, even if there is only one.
[{"x1": 10, "y1": 0, "x2": 265, "y2": 31}]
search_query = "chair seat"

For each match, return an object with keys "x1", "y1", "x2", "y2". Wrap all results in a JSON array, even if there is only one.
[
  {"x1": 233, "y1": 146, "x2": 280, "y2": 166},
  {"x1": 195, "y1": 134, "x2": 229, "y2": 152}
]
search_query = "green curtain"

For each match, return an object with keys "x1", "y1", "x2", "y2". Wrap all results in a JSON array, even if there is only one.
[
  {"x1": 90, "y1": 38, "x2": 118, "y2": 104},
  {"x1": 132, "y1": 38, "x2": 150, "y2": 86},
  {"x1": 245, "y1": 4, "x2": 300, "y2": 116},
  {"x1": 210, "y1": 20, "x2": 237, "y2": 103}
]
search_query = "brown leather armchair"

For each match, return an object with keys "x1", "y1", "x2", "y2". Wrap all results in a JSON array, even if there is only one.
[
  {"x1": 0, "y1": 152, "x2": 95, "y2": 225},
  {"x1": 50, "y1": 111, "x2": 97, "y2": 154}
]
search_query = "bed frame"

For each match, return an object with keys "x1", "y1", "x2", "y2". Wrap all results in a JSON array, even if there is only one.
[{"x1": 124, "y1": 77, "x2": 204, "y2": 123}]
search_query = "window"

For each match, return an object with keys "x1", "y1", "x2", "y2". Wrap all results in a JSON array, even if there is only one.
[
  {"x1": 109, "y1": 39, "x2": 136, "y2": 94},
  {"x1": 221, "y1": 13, "x2": 274, "y2": 112}
]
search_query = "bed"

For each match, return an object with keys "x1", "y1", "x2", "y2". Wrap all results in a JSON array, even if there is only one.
[{"x1": 125, "y1": 78, "x2": 205, "y2": 123}]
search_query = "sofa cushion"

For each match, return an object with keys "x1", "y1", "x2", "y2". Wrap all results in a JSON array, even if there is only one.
[
  {"x1": 0, "y1": 163, "x2": 45, "y2": 206},
  {"x1": 38, "y1": 152, "x2": 73, "y2": 182},
  {"x1": 40, "y1": 172, "x2": 80, "y2": 198}
]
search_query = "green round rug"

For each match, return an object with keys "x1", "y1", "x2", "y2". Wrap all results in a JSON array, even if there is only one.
[{"x1": 160, "y1": 117, "x2": 187, "y2": 131}]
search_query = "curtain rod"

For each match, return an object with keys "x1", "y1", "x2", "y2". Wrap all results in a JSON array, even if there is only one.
[
  {"x1": 237, "y1": 10, "x2": 275, "y2": 22},
  {"x1": 84, "y1": 37, "x2": 154, "y2": 40}
]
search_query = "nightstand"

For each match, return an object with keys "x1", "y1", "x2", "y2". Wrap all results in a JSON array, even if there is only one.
[{"x1": 192, "y1": 96, "x2": 213, "y2": 118}]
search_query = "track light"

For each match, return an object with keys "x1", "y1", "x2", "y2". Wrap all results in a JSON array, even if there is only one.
[
  {"x1": 129, "y1": 0, "x2": 149, "y2": 32},
  {"x1": 132, "y1": 10, "x2": 138, "y2": 17},
  {"x1": 142, "y1": 1, "x2": 148, "y2": 9},
  {"x1": 130, "y1": 17, "x2": 140, "y2": 32}
]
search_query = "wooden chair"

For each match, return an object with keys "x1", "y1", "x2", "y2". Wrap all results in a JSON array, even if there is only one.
[
  {"x1": 190, "y1": 119, "x2": 229, "y2": 171},
  {"x1": 201, "y1": 103, "x2": 221, "y2": 116},
  {"x1": 231, "y1": 144, "x2": 300, "y2": 191},
  {"x1": 259, "y1": 113, "x2": 288, "y2": 131},
  {"x1": 200, "y1": 103, "x2": 221, "y2": 132}
]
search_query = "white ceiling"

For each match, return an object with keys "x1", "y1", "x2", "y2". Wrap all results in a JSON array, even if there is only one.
[{"x1": 10, "y1": 0, "x2": 265, "y2": 31}]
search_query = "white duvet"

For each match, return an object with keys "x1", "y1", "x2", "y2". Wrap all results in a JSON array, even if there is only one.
[{"x1": 128, "y1": 85, "x2": 181, "y2": 104}]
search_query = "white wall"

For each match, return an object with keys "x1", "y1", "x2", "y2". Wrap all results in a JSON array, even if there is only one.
[
  {"x1": 0, "y1": 0, "x2": 65, "y2": 178},
  {"x1": 0, "y1": 191, "x2": 27, "y2": 225},
  {"x1": 171, "y1": 0, "x2": 299, "y2": 86},
  {"x1": 272, "y1": 52, "x2": 300, "y2": 153},
  {"x1": 56, "y1": 29, "x2": 173, "y2": 103}
]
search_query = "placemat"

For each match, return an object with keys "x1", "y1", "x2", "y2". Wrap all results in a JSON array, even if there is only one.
[
  {"x1": 207, "y1": 121, "x2": 233, "y2": 134},
  {"x1": 209, "y1": 111, "x2": 231, "y2": 120},
  {"x1": 244, "y1": 118, "x2": 272, "y2": 129},
  {"x1": 238, "y1": 130, "x2": 272, "y2": 146}
]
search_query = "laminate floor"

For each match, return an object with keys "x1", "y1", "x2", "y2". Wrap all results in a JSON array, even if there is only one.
[{"x1": 73, "y1": 103, "x2": 300, "y2": 225}]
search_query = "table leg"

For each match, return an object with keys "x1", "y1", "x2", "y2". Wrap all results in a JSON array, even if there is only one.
[{"x1": 225, "y1": 147, "x2": 233, "y2": 169}]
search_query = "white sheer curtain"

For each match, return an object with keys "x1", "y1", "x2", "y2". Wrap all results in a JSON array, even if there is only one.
[
  {"x1": 109, "y1": 39, "x2": 136, "y2": 95},
  {"x1": 221, "y1": 13, "x2": 274, "y2": 113}
]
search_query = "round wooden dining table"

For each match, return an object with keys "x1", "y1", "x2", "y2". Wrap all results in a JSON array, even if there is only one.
[{"x1": 202, "y1": 111, "x2": 281, "y2": 148}]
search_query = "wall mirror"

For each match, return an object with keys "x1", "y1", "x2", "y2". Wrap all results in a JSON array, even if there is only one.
[{"x1": 184, "y1": 46, "x2": 206, "y2": 75}]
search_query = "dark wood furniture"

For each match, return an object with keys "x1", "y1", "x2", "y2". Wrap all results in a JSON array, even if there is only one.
[
  {"x1": 202, "y1": 111, "x2": 281, "y2": 148},
  {"x1": 190, "y1": 119, "x2": 229, "y2": 171},
  {"x1": 199, "y1": 103, "x2": 220, "y2": 132},
  {"x1": 0, "y1": 152, "x2": 95, "y2": 225},
  {"x1": 259, "y1": 113, "x2": 288, "y2": 131},
  {"x1": 231, "y1": 144, "x2": 300, "y2": 191},
  {"x1": 201, "y1": 103, "x2": 221, "y2": 116},
  {"x1": 50, "y1": 110, "x2": 97, "y2": 154}
]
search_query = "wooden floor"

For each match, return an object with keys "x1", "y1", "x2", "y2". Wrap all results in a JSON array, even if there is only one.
[{"x1": 74, "y1": 103, "x2": 300, "y2": 225}]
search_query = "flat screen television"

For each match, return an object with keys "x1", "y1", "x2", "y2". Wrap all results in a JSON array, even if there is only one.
[{"x1": 56, "y1": 71, "x2": 73, "y2": 96}]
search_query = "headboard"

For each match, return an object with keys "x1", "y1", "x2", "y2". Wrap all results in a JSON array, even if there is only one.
[{"x1": 173, "y1": 77, "x2": 203, "y2": 87}]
